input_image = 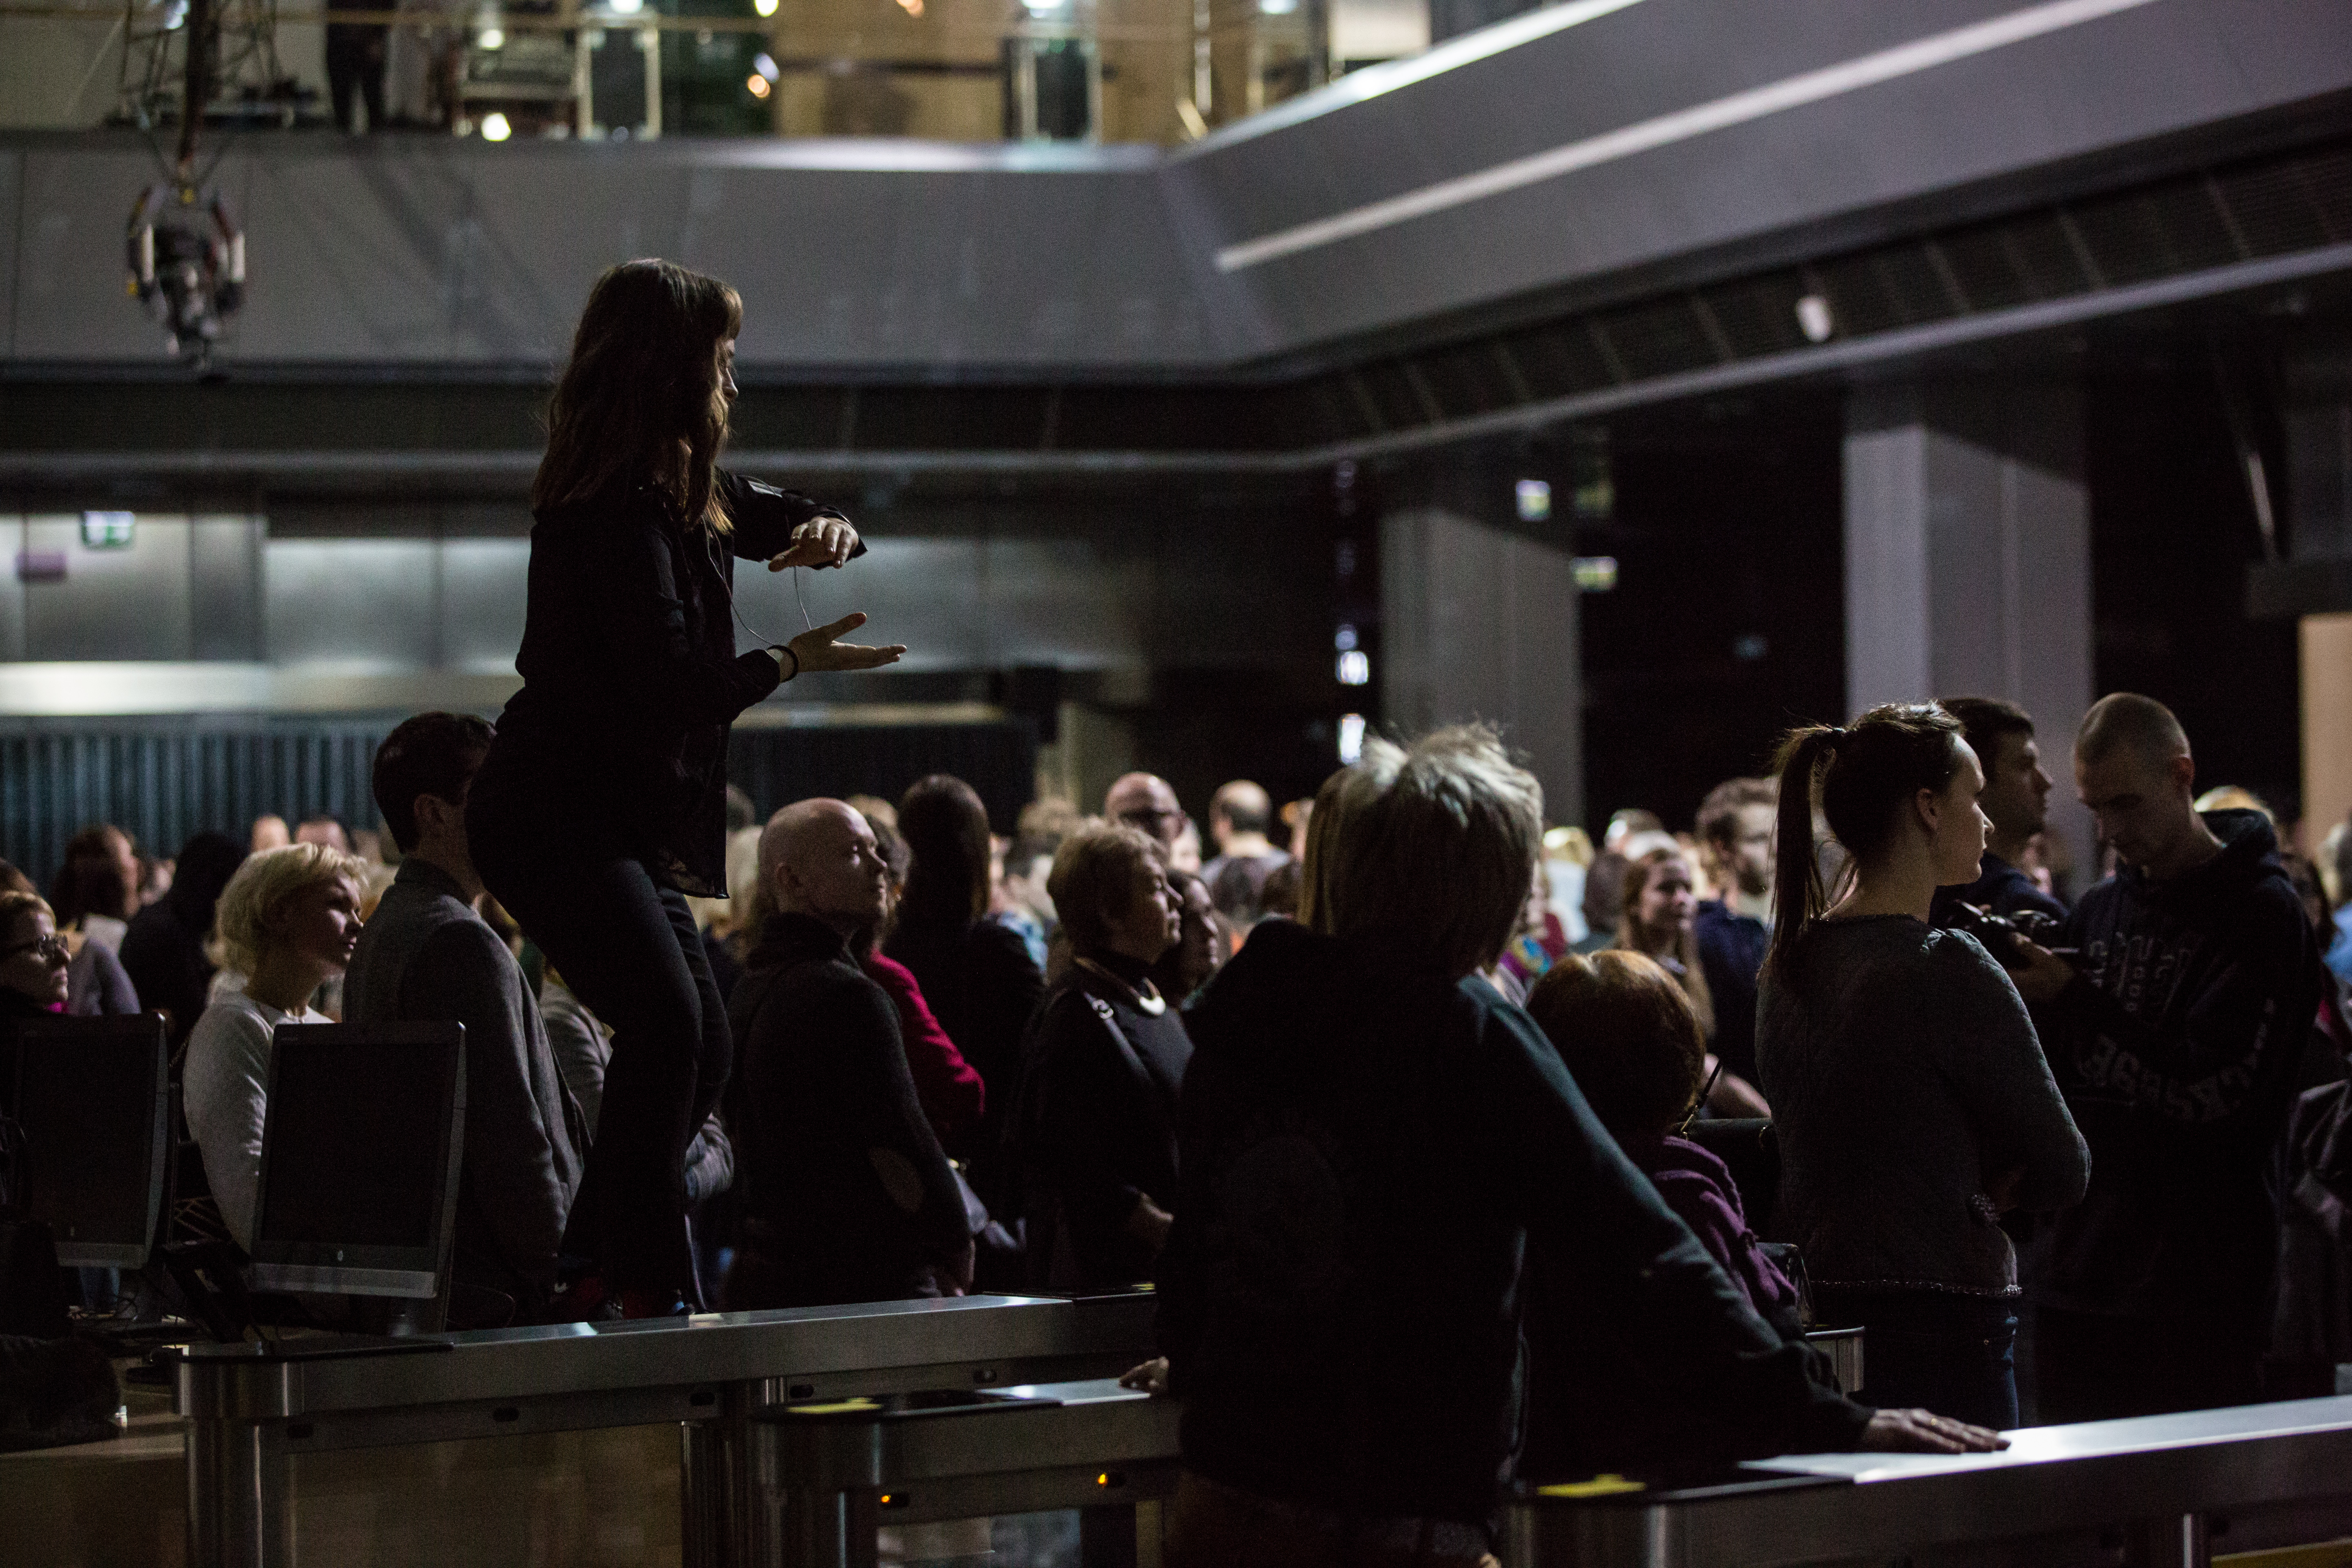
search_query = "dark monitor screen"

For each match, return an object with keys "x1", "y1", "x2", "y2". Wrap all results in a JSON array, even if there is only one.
[
  {"x1": 249, "y1": 1022, "x2": 464, "y2": 1301},
  {"x1": 12, "y1": 1014, "x2": 170, "y2": 1270}
]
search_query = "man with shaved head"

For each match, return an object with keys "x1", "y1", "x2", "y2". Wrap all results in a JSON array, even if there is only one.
[
  {"x1": 1104, "y1": 772, "x2": 1186, "y2": 852},
  {"x1": 724, "y1": 799, "x2": 973, "y2": 1307},
  {"x1": 2012, "y1": 693, "x2": 2324, "y2": 1421},
  {"x1": 1201, "y1": 778, "x2": 1292, "y2": 929}
]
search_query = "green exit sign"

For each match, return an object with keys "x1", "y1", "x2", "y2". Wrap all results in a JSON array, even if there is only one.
[{"x1": 80, "y1": 512, "x2": 135, "y2": 549}]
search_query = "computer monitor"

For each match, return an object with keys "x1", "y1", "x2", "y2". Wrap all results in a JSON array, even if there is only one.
[
  {"x1": 11, "y1": 1013, "x2": 172, "y2": 1270},
  {"x1": 247, "y1": 1022, "x2": 465, "y2": 1301}
]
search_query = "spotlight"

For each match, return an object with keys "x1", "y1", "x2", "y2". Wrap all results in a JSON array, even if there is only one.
[
  {"x1": 753, "y1": 51, "x2": 780, "y2": 80},
  {"x1": 125, "y1": 182, "x2": 245, "y2": 370},
  {"x1": 1795, "y1": 293, "x2": 1834, "y2": 344},
  {"x1": 477, "y1": 25, "x2": 503, "y2": 47},
  {"x1": 746, "y1": 73, "x2": 771, "y2": 97},
  {"x1": 480, "y1": 111, "x2": 512, "y2": 140},
  {"x1": 754, "y1": 0, "x2": 777, "y2": 13}
]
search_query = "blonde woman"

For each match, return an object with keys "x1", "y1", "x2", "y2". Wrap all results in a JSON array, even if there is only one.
[{"x1": 182, "y1": 843, "x2": 369, "y2": 1250}]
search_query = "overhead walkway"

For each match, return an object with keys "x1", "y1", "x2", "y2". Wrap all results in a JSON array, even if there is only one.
[{"x1": 3, "y1": 0, "x2": 2348, "y2": 479}]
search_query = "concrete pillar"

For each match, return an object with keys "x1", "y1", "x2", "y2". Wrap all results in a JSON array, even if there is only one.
[
  {"x1": 1379, "y1": 508, "x2": 1583, "y2": 829},
  {"x1": 1844, "y1": 381, "x2": 2094, "y2": 882}
]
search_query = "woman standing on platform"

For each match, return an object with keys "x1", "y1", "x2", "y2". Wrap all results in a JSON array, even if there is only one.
[
  {"x1": 468, "y1": 259, "x2": 903, "y2": 1317},
  {"x1": 1755, "y1": 704, "x2": 2087, "y2": 1430}
]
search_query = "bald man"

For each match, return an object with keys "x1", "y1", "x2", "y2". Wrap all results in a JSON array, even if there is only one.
[
  {"x1": 2012, "y1": 693, "x2": 2324, "y2": 1421},
  {"x1": 1104, "y1": 773, "x2": 1185, "y2": 851},
  {"x1": 1201, "y1": 779, "x2": 1292, "y2": 928},
  {"x1": 724, "y1": 800, "x2": 972, "y2": 1307}
]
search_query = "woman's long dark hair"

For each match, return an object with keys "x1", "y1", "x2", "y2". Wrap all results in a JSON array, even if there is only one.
[
  {"x1": 1764, "y1": 702, "x2": 1964, "y2": 978},
  {"x1": 535, "y1": 259, "x2": 743, "y2": 532},
  {"x1": 898, "y1": 774, "x2": 993, "y2": 929}
]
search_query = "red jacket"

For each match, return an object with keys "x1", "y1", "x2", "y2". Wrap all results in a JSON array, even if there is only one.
[{"x1": 862, "y1": 949, "x2": 986, "y2": 1145}]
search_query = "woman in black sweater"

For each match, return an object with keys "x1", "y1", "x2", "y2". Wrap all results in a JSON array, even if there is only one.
[
  {"x1": 884, "y1": 774, "x2": 1043, "y2": 1207},
  {"x1": 1016, "y1": 822, "x2": 1188, "y2": 1292},
  {"x1": 466, "y1": 260, "x2": 902, "y2": 1315}
]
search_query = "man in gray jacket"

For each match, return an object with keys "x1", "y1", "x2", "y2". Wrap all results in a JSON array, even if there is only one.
[{"x1": 345, "y1": 713, "x2": 586, "y2": 1324}]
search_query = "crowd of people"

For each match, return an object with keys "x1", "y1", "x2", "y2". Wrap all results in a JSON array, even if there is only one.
[
  {"x1": 5, "y1": 686, "x2": 2343, "y2": 1447},
  {"x1": 10, "y1": 261, "x2": 2350, "y2": 1561}
]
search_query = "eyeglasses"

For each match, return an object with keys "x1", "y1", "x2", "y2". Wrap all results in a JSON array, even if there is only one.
[{"x1": 1, "y1": 935, "x2": 69, "y2": 964}]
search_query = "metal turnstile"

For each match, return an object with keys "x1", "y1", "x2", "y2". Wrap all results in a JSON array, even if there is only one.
[
  {"x1": 173, "y1": 1292, "x2": 1157, "y2": 1568},
  {"x1": 1507, "y1": 1395, "x2": 2352, "y2": 1568},
  {"x1": 752, "y1": 1378, "x2": 1183, "y2": 1568}
]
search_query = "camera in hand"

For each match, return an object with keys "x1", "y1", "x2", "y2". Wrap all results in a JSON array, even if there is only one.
[{"x1": 1945, "y1": 902, "x2": 2067, "y2": 971}]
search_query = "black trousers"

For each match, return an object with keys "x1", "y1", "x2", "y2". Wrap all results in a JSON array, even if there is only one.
[
  {"x1": 469, "y1": 788, "x2": 732, "y2": 1300},
  {"x1": 325, "y1": 24, "x2": 387, "y2": 132}
]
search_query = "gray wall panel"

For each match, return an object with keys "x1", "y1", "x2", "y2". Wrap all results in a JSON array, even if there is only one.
[
  {"x1": 236, "y1": 147, "x2": 477, "y2": 363},
  {"x1": 264, "y1": 539, "x2": 440, "y2": 666},
  {"x1": 438, "y1": 539, "x2": 530, "y2": 674},
  {"x1": 0, "y1": 519, "x2": 27, "y2": 662},
  {"x1": 12, "y1": 147, "x2": 189, "y2": 362},
  {"x1": 0, "y1": 151, "x2": 19, "y2": 361},
  {"x1": 190, "y1": 515, "x2": 264, "y2": 662},
  {"x1": 21, "y1": 514, "x2": 194, "y2": 661}
]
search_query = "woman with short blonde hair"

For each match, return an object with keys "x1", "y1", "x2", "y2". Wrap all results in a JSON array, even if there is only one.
[{"x1": 184, "y1": 843, "x2": 370, "y2": 1250}]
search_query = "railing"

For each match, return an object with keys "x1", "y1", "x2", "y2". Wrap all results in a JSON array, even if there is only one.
[{"x1": 0, "y1": 0, "x2": 1343, "y2": 145}]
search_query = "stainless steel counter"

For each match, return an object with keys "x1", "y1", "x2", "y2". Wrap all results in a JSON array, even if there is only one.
[
  {"x1": 751, "y1": 1378, "x2": 1183, "y2": 1568},
  {"x1": 1507, "y1": 1395, "x2": 2352, "y2": 1568},
  {"x1": 174, "y1": 1293, "x2": 1158, "y2": 1568}
]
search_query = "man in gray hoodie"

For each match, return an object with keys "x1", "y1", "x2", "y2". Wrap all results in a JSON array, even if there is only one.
[{"x1": 344, "y1": 713, "x2": 586, "y2": 1325}]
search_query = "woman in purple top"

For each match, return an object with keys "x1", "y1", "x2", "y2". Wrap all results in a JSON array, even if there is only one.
[{"x1": 1528, "y1": 951, "x2": 1797, "y2": 1327}]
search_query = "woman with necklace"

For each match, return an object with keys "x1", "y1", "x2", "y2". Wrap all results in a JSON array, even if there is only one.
[{"x1": 1013, "y1": 823, "x2": 1190, "y2": 1292}]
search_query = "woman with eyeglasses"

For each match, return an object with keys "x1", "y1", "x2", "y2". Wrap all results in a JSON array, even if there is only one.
[{"x1": 0, "y1": 888, "x2": 74, "y2": 1031}]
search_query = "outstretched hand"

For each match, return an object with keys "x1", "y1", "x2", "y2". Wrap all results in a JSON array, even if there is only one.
[
  {"x1": 1858, "y1": 1408, "x2": 2008, "y2": 1454},
  {"x1": 767, "y1": 515, "x2": 859, "y2": 572},
  {"x1": 787, "y1": 612, "x2": 906, "y2": 675}
]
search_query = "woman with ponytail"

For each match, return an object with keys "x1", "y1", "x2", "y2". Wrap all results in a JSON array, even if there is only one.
[{"x1": 1756, "y1": 703, "x2": 2087, "y2": 1430}]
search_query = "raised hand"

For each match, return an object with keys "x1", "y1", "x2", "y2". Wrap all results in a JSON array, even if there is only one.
[
  {"x1": 767, "y1": 515, "x2": 859, "y2": 572},
  {"x1": 787, "y1": 612, "x2": 905, "y2": 675}
]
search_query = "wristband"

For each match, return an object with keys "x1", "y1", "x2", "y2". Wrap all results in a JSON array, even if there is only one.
[{"x1": 773, "y1": 644, "x2": 800, "y2": 681}]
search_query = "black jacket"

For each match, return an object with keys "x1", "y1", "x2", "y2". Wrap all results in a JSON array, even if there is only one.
[
  {"x1": 119, "y1": 832, "x2": 245, "y2": 1050},
  {"x1": 477, "y1": 470, "x2": 853, "y2": 896},
  {"x1": 727, "y1": 914, "x2": 967, "y2": 1307},
  {"x1": 2033, "y1": 809, "x2": 2325, "y2": 1324},
  {"x1": 1158, "y1": 921, "x2": 1868, "y2": 1526},
  {"x1": 1015, "y1": 959, "x2": 1190, "y2": 1291},
  {"x1": 884, "y1": 915, "x2": 1042, "y2": 1183},
  {"x1": 342, "y1": 859, "x2": 586, "y2": 1316}
]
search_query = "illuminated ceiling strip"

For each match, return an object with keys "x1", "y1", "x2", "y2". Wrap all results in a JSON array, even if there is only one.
[
  {"x1": 1214, "y1": 0, "x2": 2165, "y2": 273},
  {"x1": 1176, "y1": 0, "x2": 1656, "y2": 157}
]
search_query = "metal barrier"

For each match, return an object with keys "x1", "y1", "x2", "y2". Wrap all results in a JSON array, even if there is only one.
[
  {"x1": 173, "y1": 1292, "x2": 1157, "y2": 1568},
  {"x1": 752, "y1": 1378, "x2": 1182, "y2": 1568},
  {"x1": 1506, "y1": 1396, "x2": 2352, "y2": 1568}
]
